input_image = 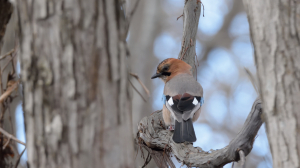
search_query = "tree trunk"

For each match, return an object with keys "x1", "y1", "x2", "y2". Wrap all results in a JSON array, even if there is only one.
[
  {"x1": 17, "y1": 0, "x2": 134, "y2": 168},
  {"x1": 243, "y1": 0, "x2": 300, "y2": 167}
]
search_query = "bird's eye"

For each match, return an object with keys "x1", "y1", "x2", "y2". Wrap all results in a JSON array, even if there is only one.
[{"x1": 163, "y1": 67, "x2": 169, "y2": 71}]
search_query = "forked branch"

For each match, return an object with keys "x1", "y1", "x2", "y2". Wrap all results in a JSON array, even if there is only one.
[{"x1": 136, "y1": 99, "x2": 262, "y2": 167}]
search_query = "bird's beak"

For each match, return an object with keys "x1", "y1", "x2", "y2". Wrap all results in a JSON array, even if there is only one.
[{"x1": 151, "y1": 73, "x2": 162, "y2": 79}]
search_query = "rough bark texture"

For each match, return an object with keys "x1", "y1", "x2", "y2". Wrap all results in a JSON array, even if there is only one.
[
  {"x1": 243, "y1": 0, "x2": 300, "y2": 167},
  {"x1": 137, "y1": 99, "x2": 262, "y2": 167},
  {"x1": 17, "y1": 0, "x2": 134, "y2": 168},
  {"x1": 178, "y1": 0, "x2": 201, "y2": 75}
]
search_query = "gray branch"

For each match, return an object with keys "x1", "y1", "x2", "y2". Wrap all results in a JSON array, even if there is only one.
[
  {"x1": 178, "y1": 0, "x2": 201, "y2": 76},
  {"x1": 136, "y1": 99, "x2": 262, "y2": 168}
]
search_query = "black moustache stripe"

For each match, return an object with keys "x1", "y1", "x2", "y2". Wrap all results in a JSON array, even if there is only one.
[{"x1": 162, "y1": 72, "x2": 171, "y2": 76}]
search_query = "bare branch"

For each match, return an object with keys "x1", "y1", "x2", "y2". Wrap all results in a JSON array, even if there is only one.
[
  {"x1": 177, "y1": 13, "x2": 183, "y2": 20},
  {"x1": 178, "y1": 0, "x2": 201, "y2": 75},
  {"x1": 14, "y1": 147, "x2": 26, "y2": 168},
  {"x1": 130, "y1": 73, "x2": 150, "y2": 97},
  {"x1": 0, "y1": 127, "x2": 26, "y2": 146},
  {"x1": 136, "y1": 99, "x2": 262, "y2": 167},
  {"x1": 1, "y1": 51, "x2": 17, "y2": 73},
  {"x1": 0, "y1": 49, "x2": 15, "y2": 60},
  {"x1": 127, "y1": 0, "x2": 141, "y2": 22},
  {"x1": 3, "y1": 136, "x2": 11, "y2": 149},
  {"x1": 129, "y1": 79, "x2": 147, "y2": 102},
  {"x1": 124, "y1": 0, "x2": 142, "y2": 39},
  {"x1": 0, "y1": 80, "x2": 18, "y2": 104}
]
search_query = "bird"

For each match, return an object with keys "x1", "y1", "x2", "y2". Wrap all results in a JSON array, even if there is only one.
[{"x1": 151, "y1": 58, "x2": 204, "y2": 143}]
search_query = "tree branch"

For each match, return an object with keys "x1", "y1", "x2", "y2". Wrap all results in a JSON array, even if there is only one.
[
  {"x1": 136, "y1": 99, "x2": 262, "y2": 167},
  {"x1": 178, "y1": 0, "x2": 201, "y2": 75}
]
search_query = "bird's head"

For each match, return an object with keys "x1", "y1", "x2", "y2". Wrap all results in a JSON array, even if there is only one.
[{"x1": 151, "y1": 58, "x2": 192, "y2": 83}]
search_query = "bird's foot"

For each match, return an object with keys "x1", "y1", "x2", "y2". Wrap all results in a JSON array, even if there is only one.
[{"x1": 168, "y1": 125, "x2": 175, "y2": 131}]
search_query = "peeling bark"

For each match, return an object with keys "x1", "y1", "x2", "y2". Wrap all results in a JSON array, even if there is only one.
[
  {"x1": 17, "y1": 0, "x2": 134, "y2": 167},
  {"x1": 243, "y1": 0, "x2": 300, "y2": 167}
]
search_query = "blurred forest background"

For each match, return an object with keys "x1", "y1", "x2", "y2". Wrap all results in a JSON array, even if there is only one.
[
  {"x1": 0, "y1": 0, "x2": 273, "y2": 167},
  {"x1": 127, "y1": 0, "x2": 272, "y2": 167}
]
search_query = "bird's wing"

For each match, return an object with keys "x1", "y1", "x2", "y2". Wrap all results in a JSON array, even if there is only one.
[
  {"x1": 164, "y1": 74, "x2": 203, "y2": 97},
  {"x1": 165, "y1": 95, "x2": 183, "y2": 122},
  {"x1": 165, "y1": 93, "x2": 203, "y2": 121}
]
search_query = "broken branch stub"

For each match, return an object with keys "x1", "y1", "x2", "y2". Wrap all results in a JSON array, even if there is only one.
[{"x1": 136, "y1": 99, "x2": 262, "y2": 167}]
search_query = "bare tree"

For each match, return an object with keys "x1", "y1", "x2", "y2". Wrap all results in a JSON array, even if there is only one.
[
  {"x1": 243, "y1": 0, "x2": 300, "y2": 167},
  {"x1": 16, "y1": 0, "x2": 134, "y2": 167}
]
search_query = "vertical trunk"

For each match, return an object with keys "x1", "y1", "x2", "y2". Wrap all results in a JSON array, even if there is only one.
[
  {"x1": 243, "y1": 0, "x2": 300, "y2": 167},
  {"x1": 17, "y1": 0, "x2": 134, "y2": 167}
]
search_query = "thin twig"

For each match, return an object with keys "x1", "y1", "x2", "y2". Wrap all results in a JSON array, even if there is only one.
[
  {"x1": 126, "y1": 0, "x2": 141, "y2": 28},
  {"x1": 1, "y1": 53, "x2": 16, "y2": 73},
  {"x1": 7, "y1": 106, "x2": 15, "y2": 138},
  {"x1": 201, "y1": 2, "x2": 205, "y2": 17},
  {"x1": 244, "y1": 68, "x2": 258, "y2": 94},
  {"x1": 129, "y1": 79, "x2": 147, "y2": 102},
  {"x1": 0, "y1": 127, "x2": 26, "y2": 146},
  {"x1": 3, "y1": 136, "x2": 11, "y2": 149},
  {"x1": 130, "y1": 73, "x2": 150, "y2": 97},
  {"x1": 10, "y1": 50, "x2": 16, "y2": 75},
  {"x1": 0, "y1": 81, "x2": 18, "y2": 104},
  {"x1": 239, "y1": 150, "x2": 246, "y2": 166},
  {"x1": 14, "y1": 147, "x2": 26, "y2": 168},
  {"x1": 177, "y1": 13, "x2": 183, "y2": 20},
  {"x1": 0, "y1": 49, "x2": 15, "y2": 60},
  {"x1": 124, "y1": 0, "x2": 142, "y2": 40},
  {"x1": 128, "y1": 0, "x2": 141, "y2": 20}
]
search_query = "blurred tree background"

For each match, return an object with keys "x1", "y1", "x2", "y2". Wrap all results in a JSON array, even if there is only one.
[
  {"x1": 0, "y1": 0, "x2": 273, "y2": 167},
  {"x1": 127, "y1": 0, "x2": 271, "y2": 167}
]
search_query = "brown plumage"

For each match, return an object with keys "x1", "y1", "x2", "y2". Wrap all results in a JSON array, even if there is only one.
[
  {"x1": 152, "y1": 58, "x2": 192, "y2": 83},
  {"x1": 152, "y1": 58, "x2": 204, "y2": 143}
]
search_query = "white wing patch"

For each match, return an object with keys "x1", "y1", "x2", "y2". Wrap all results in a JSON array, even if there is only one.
[
  {"x1": 192, "y1": 98, "x2": 198, "y2": 105},
  {"x1": 168, "y1": 97, "x2": 174, "y2": 106}
]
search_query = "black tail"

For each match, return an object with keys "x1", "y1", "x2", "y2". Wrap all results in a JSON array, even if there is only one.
[{"x1": 172, "y1": 119, "x2": 196, "y2": 143}]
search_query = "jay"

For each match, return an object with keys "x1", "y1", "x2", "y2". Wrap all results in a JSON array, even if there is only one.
[{"x1": 151, "y1": 58, "x2": 204, "y2": 143}]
